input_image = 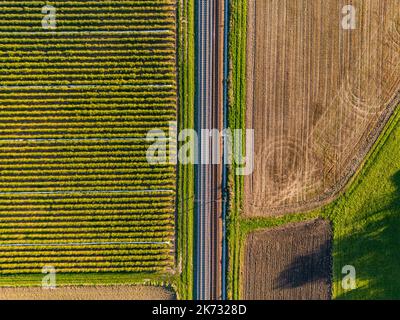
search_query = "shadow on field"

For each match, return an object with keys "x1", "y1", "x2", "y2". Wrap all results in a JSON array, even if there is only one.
[
  {"x1": 275, "y1": 240, "x2": 332, "y2": 290},
  {"x1": 335, "y1": 170, "x2": 400, "y2": 299}
]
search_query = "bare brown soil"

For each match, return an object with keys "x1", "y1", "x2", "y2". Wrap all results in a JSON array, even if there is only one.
[
  {"x1": 245, "y1": 0, "x2": 400, "y2": 216},
  {"x1": 242, "y1": 219, "x2": 332, "y2": 300},
  {"x1": 0, "y1": 285, "x2": 175, "y2": 300}
]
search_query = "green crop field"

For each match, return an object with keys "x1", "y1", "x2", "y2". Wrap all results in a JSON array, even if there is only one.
[{"x1": 0, "y1": 0, "x2": 177, "y2": 278}]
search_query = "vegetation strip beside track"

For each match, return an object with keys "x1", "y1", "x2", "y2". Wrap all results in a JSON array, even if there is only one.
[
  {"x1": 226, "y1": 0, "x2": 246, "y2": 300},
  {"x1": 176, "y1": 0, "x2": 195, "y2": 299},
  {"x1": 232, "y1": 103, "x2": 400, "y2": 299}
]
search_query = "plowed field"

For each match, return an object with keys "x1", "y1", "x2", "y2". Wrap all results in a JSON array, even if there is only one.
[
  {"x1": 242, "y1": 219, "x2": 332, "y2": 300},
  {"x1": 245, "y1": 0, "x2": 400, "y2": 216}
]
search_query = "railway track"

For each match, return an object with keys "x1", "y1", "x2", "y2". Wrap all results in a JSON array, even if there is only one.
[{"x1": 195, "y1": 0, "x2": 225, "y2": 300}]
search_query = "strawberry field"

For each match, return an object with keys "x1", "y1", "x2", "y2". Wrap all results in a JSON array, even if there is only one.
[{"x1": 0, "y1": 0, "x2": 176, "y2": 275}]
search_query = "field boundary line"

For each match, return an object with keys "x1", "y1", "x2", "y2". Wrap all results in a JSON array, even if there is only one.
[{"x1": 0, "y1": 30, "x2": 170, "y2": 35}]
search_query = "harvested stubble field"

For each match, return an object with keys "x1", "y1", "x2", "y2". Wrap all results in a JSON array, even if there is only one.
[
  {"x1": 0, "y1": 0, "x2": 177, "y2": 278},
  {"x1": 0, "y1": 285, "x2": 175, "y2": 300},
  {"x1": 242, "y1": 219, "x2": 332, "y2": 300},
  {"x1": 245, "y1": 0, "x2": 400, "y2": 216}
]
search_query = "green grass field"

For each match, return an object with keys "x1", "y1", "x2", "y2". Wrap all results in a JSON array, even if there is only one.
[{"x1": 330, "y1": 104, "x2": 400, "y2": 299}]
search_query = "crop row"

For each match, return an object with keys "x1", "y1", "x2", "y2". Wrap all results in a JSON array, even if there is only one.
[
  {"x1": 0, "y1": 120, "x2": 173, "y2": 128},
  {"x1": 0, "y1": 59, "x2": 174, "y2": 68},
  {"x1": 0, "y1": 162, "x2": 174, "y2": 169},
  {"x1": 0, "y1": 54, "x2": 174, "y2": 63},
  {"x1": 0, "y1": 211, "x2": 173, "y2": 219},
  {"x1": 0, "y1": 5, "x2": 175, "y2": 14},
  {"x1": 1, "y1": 48, "x2": 175, "y2": 56},
  {"x1": 0, "y1": 124, "x2": 171, "y2": 131},
  {"x1": 0, "y1": 210, "x2": 174, "y2": 217},
  {"x1": 0, "y1": 27, "x2": 174, "y2": 33},
  {"x1": 0, "y1": 172, "x2": 173, "y2": 181},
  {"x1": 0, "y1": 158, "x2": 175, "y2": 167},
  {"x1": 0, "y1": 254, "x2": 173, "y2": 264},
  {"x1": 0, "y1": 166, "x2": 173, "y2": 174},
  {"x1": 0, "y1": 193, "x2": 173, "y2": 202},
  {"x1": 0, "y1": 167, "x2": 174, "y2": 175},
  {"x1": 0, "y1": 185, "x2": 175, "y2": 192},
  {"x1": 0, "y1": 264, "x2": 166, "y2": 275},
  {"x1": 0, "y1": 192, "x2": 170, "y2": 202},
  {"x1": 0, "y1": 88, "x2": 176, "y2": 96},
  {"x1": 0, "y1": 155, "x2": 173, "y2": 162},
  {"x1": 0, "y1": 85, "x2": 176, "y2": 92},
  {"x1": 0, "y1": 232, "x2": 173, "y2": 242},
  {"x1": 1, "y1": 59, "x2": 174, "y2": 68},
  {"x1": 0, "y1": 202, "x2": 175, "y2": 211},
  {"x1": 0, "y1": 261, "x2": 173, "y2": 271},
  {"x1": 0, "y1": 151, "x2": 172, "y2": 162},
  {"x1": 0, "y1": 114, "x2": 174, "y2": 122},
  {"x1": 0, "y1": 216, "x2": 174, "y2": 225},
  {"x1": 0, "y1": 208, "x2": 174, "y2": 215},
  {"x1": 0, "y1": 34, "x2": 175, "y2": 43},
  {"x1": 0, "y1": 248, "x2": 170, "y2": 258},
  {"x1": 0, "y1": 66, "x2": 174, "y2": 75},
  {"x1": 0, "y1": 194, "x2": 174, "y2": 203},
  {"x1": 0, "y1": 224, "x2": 173, "y2": 233},
  {"x1": 0, "y1": 99, "x2": 175, "y2": 106},
  {"x1": 0, "y1": 241, "x2": 171, "y2": 250},
  {"x1": 0, "y1": 162, "x2": 173, "y2": 170},
  {"x1": 0, "y1": 97, "x2": 176, "y2": 106},
  {"x1": 0, "y1": 190, "x2": 173, "y2": 199},
  {"x1": 0, "y1": 171, "x2": 172, "y2": 180},
  {"x1": 0, "y1": 18, "x2": 175, "y2": 25},
  {"x1": 0, "y1": 178, "x2": 174, "y2": 186},
  {"x1": 0, "y1": 103, "x2": 176, "y2": 112},
  {"x1": 0, "y1": 1, "x2": 175, "y2": 7}
]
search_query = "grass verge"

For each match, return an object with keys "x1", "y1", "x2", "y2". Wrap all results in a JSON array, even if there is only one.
[{"x1": 176, "y1": 0, "x2": 195, "y2": 300}]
